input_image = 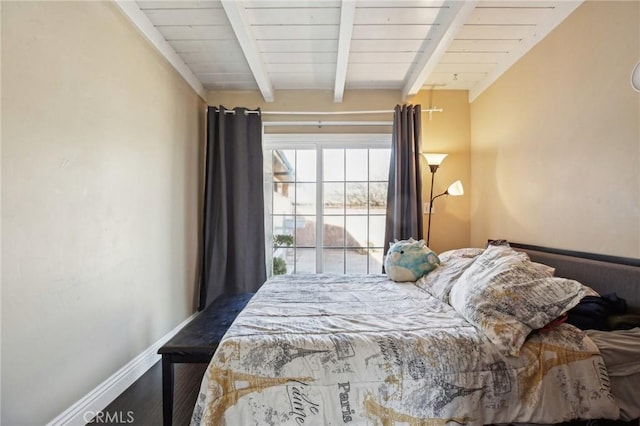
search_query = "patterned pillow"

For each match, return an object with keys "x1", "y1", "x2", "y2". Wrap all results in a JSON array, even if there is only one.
[
  {"x1": 415, "y1": 247, "x2": 484, "y2": 302},
  {"x1": 531, "y1": 261, "x2": 556, "y2": 277},
  {"x1": 449, "y1": 245, "x2": 586, "y2": 356}
]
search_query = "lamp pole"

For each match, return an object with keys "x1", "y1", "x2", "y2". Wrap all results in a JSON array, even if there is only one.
[{"x1": 426, "y1": 165, "x2": 438, "y2": 247}]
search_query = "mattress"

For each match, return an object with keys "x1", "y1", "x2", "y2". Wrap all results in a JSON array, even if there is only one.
[{"x1": 191, "y1": 274, "x2": 619, "y2": 425}]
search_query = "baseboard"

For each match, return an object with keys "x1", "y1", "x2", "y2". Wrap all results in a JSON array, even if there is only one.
[{"x1": 46, "y1": 312, "x2": 199, "y2": 426}]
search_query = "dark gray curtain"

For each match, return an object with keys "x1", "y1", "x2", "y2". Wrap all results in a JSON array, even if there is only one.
[
  {"x1": 199, "y1": 106, "x2": 266, "y2": 310},
  {"x1": 383, "y1": 104, "x2": 424, "y2": 256}
]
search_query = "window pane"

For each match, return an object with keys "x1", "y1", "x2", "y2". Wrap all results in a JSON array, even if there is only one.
[
  {"x1": 346, "y1": 149, "x2": 367, "y2": 181},
  {"x1": 369, "y1": 248, "x2": 385, "y2": 273},
  {"x1": 369, "y1": 182, "x2": 387, "y2": 210},
  {"x1": 295, "y1": 183, "x2": 316, "y2": 215},
  {"x1": 345, "y1": 182, "x2": 368, "y2": 214},
  {"x1": 294, "y1": 248, "x2": 316, "y2": 274},
  {"x1": 273, "y1": 215, "x2": 293, "y2": 236},
  {"x1": 274, "y1": 150, "x2": 296, "y2": 182},
  {"x1": 323, "y1": 248, "x2": 344, "y2": 273},
  {"x1": 295, "y1": 216, "x2": 315, "y2": 247},
  {"x1": 273, "y1": 245, "x2": 293, "y2": 275},
  {"x1": 296, "y1": 150, "x2": 316, "y2": 182},
  {"x1": 324, "y1": 182, "x2": 344, "y2": 215},
  {"x1": 267, "y1": 142, "x2": 389, "y2": 276},
  {"x1": 369, "y1": 149, "x2": 390, "y2": 181},
  {"x1": 369, "y1": 215, "x2": 386, "y2": 248},
  {"x1": 345, "y1": 216, "x2": 367, "y2": 248},
  {"x1": 346, "y1": 249, "x2": 368, "y2": 274},
  {"x1": 324, "y1": 216, "x2": 344, "y2": 247},
  {"x1": 323, "y1": 149, "x2": 344, "y2": 181},
  {"x1": 273, "y1": 183, "x2": 294, "y2": 214}
]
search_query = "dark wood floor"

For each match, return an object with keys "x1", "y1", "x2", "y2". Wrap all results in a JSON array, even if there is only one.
[{"x1": 87, "y1": 361, "x2": 208, "y2": 426}]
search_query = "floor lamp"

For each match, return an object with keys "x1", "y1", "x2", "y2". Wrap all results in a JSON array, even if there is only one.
[{"x1": 423, "y1": 153, "x2": 464, "y2": 247}]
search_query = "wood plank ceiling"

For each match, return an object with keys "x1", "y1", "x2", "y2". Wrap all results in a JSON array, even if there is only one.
[{"x1": 124, "y1": 0, "x2": 582, "y2": 102}]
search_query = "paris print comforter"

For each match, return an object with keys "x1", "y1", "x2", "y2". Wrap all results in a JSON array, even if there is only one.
[{"x1": 191, "y1": 274, "x2": 619, "y2": 425}]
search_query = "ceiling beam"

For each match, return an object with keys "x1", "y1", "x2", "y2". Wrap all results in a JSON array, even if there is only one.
[
  {"x1": 221, "y1": 0, "x2": 274, "y2": 102},
  {"x1": 113, "y1": 0, "x2": 206, "y2": 100},
  {"x1": 402, "y1": 0, "x2": 478, "y2": 100},
  {"x1": 334, "y1": 0, "x2": 356, "y2": 103}
]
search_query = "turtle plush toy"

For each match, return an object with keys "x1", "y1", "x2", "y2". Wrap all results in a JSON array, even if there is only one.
[{"x1": 384, "y1": 238, "x2": 440, "y2": 282}]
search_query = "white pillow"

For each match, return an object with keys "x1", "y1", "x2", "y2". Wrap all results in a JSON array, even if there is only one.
[
  {"x1": 415, "y1": 247, "x2": 484, "y2": 302},
  {"x1": 449, "y1": 245, "x2": 586, "y2": 356}
]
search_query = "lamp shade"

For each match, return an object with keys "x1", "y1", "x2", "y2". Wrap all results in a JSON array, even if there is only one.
[
  {"x1": 423, "y1": 153, "x2": 447, "y2": 166},
  {"x1": 447, "y1": 180, "x2": 464, "y2": 196}
]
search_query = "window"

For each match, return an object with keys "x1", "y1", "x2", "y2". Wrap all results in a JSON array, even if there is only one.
[{"x1": 265, "y1": 134, "x2": 390, "y2": 275}]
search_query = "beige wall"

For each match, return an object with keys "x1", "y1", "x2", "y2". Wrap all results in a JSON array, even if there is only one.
[
  {"x1": 1, "y1": 1, "x2": 205, "y2": 424},
  {"x1": 470, "y1": 1, "x2": 640, "y2": 258},
  {"x1": 408, "y1": 90, "x2": 471, "y2": 253},
  {"x1": 210, "y1": 89, "x2": 471, "y2": 252}
]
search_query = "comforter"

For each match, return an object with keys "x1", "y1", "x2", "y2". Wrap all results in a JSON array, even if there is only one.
[{"x1": 191, "y1": 274, "x2": 618, "y2": 425}]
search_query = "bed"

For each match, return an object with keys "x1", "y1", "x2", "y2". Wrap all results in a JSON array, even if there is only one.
[{"x1": 191, "y1": 242, "x2": 640, "y2": 426}]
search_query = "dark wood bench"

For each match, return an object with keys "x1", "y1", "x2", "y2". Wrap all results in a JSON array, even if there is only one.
[{"x1": 158, "y1": 292, "x2": 254, "y2": 426}]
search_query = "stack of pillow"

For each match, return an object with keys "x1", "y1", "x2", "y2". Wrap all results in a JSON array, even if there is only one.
[{"x1": 416, "y1": 244, "x2": 589, "y2": 357}]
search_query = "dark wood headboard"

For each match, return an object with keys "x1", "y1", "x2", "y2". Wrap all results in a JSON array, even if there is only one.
[{"x1": 508, "y1": 242, "x2": 640, "y2": 309}]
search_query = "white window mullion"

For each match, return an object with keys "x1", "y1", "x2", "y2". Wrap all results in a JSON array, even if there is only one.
[
  {"x1": 316, "y1": 145, "x2": 323, "y2": 273},
  {"x1": 294, "y1": 151, "x2": 299, "y2": 274},
  {"x1": 366, "y1": 150, "x2": 371, "y2": 274},
  {"x1": 342, "y1": 149, "x2": 347, "y2": 273},
  {"x1": 264, "y1": 148, "x2": 274, "y2": 277}
]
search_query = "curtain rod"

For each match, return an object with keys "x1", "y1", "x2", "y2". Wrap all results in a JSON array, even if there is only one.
[
  {"x1": 263, "y1": 121, "x2": 393, "y2": 127},
  {"x1": 210, "y1": 107, "x2": 443, "y2": 116},
  {"x1": 260, "y1": 109, "x2": 443, "y2": 115}
]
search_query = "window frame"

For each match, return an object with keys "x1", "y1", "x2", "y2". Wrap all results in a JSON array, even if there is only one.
[{"x1": 264, "y1": 133, "x2": 391, "y2": 274}]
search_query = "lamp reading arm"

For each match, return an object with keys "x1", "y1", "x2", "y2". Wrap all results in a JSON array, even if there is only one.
[
  {"x1": 426, "y1": 180, "x2": 464, "y2": 247},
  {"x1": 430, "y1": 191, "x2": 449, "y2": 203}
]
